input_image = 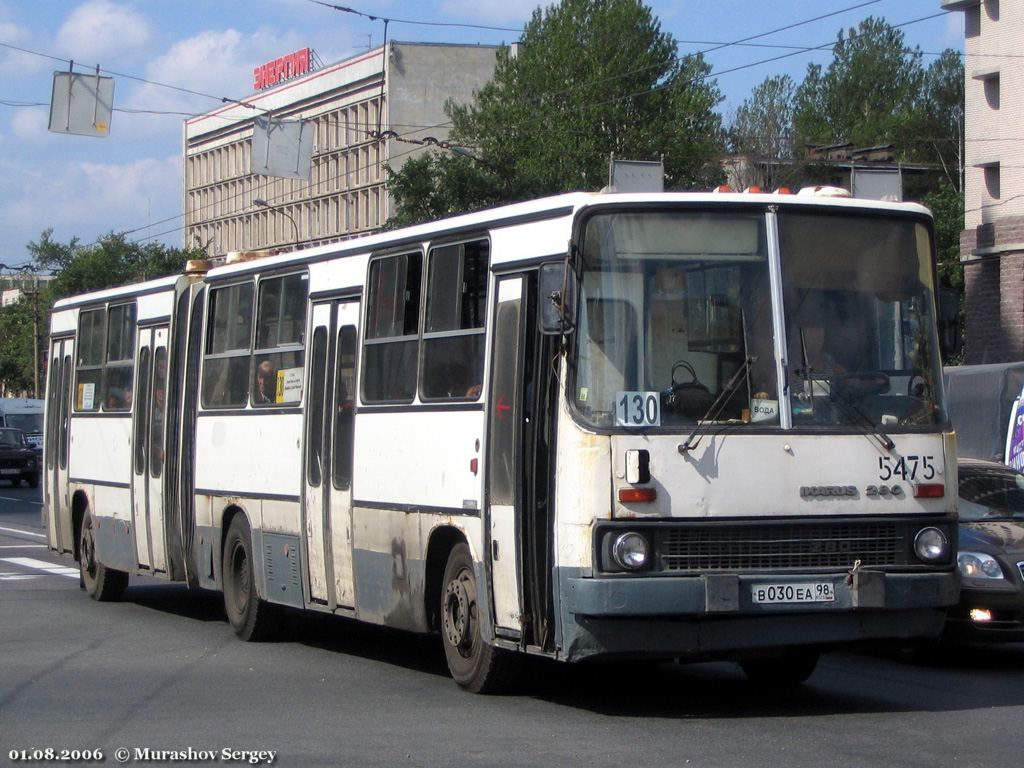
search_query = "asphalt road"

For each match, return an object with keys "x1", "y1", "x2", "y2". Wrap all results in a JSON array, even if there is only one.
[{"x1": 3, "y1": 486, "x2": 1024, "y2": 768}]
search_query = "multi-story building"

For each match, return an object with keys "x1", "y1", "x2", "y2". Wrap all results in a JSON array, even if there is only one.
[
  {"x1": 184, "y1": 42, "x2": 500, "y2": 255},
  {"x1": 942, "y1": 0, "x2": 1024, "y2": 363}
]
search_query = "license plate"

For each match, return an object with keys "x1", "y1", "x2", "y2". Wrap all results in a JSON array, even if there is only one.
[
  {"x1": 752, "y1": 582, "x2": 835, "y2": 604},
  {"x1": 0, "y1": 468, "x2": 19, "y2": 475}
]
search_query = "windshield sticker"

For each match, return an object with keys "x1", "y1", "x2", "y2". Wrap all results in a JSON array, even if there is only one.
[{"x1": 750, "y1": 396, "x2": 778, "y2": 423}]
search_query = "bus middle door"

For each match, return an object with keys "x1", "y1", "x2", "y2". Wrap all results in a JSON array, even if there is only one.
[{"x1": 303, "y1": 299, "x2": 358, "y2": 610}]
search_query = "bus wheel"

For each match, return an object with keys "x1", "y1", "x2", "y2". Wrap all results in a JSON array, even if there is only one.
[
  {"x1": 78, "y1": 509, "x2": 128, "y2": 602},
  {"x1": 440, "y1": 542, "x2": 513, "y2": 693},
  {"x1": 222, "y1": 516, "x2": 280, "y2": 642},
  {"x1": 740, "y1": 650, "x2": 819, "y2": 687}
]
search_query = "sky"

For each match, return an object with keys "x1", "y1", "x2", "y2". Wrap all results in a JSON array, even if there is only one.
[{"x1": 0, "y1": 0, "x2": 964, "y2": 268}]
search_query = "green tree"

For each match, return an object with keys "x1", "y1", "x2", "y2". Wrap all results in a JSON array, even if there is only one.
[
  {"x1": 0, "y1": 231, "x2": 204, "y2": 395},
  {"x1": 726, "y1": 74, "x2": 798, "y2": 190},
  {"x1": 0, "y1": 297, "x2": 37, "y2": 395},
  {"x1": 387, "y1": 0, "x2": 725, "y2": 226},
  {"x1": 793, "y1": 17, "x2": 925, "y2": 157},
  {"x1": 918, "y1": 49, "x2": 965, "y2": 192},
  {"x1": 924, "y1": 178, "x2": 965, "y2": 291},
  {"x1": 29, "y1": 230, "x2": 193, "y2": 301}
]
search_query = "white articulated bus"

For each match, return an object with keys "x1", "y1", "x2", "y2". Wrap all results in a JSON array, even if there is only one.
[{"x1": 44, "y1": 190, "x2": 959, "y2": 692}]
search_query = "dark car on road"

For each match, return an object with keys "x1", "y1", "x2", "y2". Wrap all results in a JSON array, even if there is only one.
[
  {"x1": 947, "y1": 458, "x2": 1024, "y2": 641},
  {"x1": 0, "y1": 427, "x2": 39, "y2": 488}
]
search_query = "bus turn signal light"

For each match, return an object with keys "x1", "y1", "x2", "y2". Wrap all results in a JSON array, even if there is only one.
[
  {"x1": 618, "y1": 487, "x2": 656, "y2": 503},
  {"x1": 913, "y1": 483, "x2": 944, "y2": 498}
]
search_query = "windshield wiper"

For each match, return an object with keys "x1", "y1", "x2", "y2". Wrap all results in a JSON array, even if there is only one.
[
  {"x1": 679, "y1": 355, "x2": 756, "y2": 453},
  {"x1": 827, "y1": 380, "x2": 895, "y2": 452},
  {"x1": 793, "y1": 326, "x2": 893, "y2": 452}
]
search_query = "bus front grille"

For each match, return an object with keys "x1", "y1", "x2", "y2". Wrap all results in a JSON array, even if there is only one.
[{"x1": 657, "y1": 522, "x2": 906, "y2": 571}]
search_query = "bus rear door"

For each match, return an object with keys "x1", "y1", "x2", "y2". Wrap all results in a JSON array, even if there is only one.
[{"x1": 45, "y1": 338, "x2": 74, "y2": 554}]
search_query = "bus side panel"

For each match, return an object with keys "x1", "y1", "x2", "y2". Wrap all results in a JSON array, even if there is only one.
[
  {"x1": 354, "y1": 410, "x2": 483, "y2": 510},
  {"x1": 351, "y1": 409, "x2": 485, "y2": 631},
  {"x1": 349, "y1": 508, "x2": 483, "y2": 633},
  {"x1": 68, "y1": 416, "x2": 132, "y2": 506},
  {"x1": 193, "y1": 414, "x2": 302, "y2": 598},
  {"x1": 193, "y1": 413, "x2": 303, "y2": 500},
  {"x1": 72, "y1": 483, "x2": 136, "y2": 572}
]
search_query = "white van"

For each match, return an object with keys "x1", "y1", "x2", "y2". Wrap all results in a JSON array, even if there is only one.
[{"x1": 0, "y1": 398, "x2": 44, "y2": 452}]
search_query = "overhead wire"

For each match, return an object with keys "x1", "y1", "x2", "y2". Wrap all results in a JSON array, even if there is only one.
[
  {"x1": 0, "y1": 2, "x2": 962, "y2": 252},
  {"x1": 132, "y1": 4, "x2": 961, "y2": 249}
]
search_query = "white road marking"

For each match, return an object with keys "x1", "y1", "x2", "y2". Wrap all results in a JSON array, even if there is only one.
[
  {"x1": 0, "y1": 573, "x2": 38, "y2": 581},
  {"x1": 0, "y1": 526, "x2": 46, "y2": 539},
  {"x1": 0, "y1": 496, "x2": 42, "y2": 505},
  {"x1": 0, "y1": 544, "x2": 46, "y2": 549},
  {"x1": 1, "y1": 557, "x2": 79, "y2": 579}
]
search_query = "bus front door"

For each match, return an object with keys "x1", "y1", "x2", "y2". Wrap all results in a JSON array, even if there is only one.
[
  {"x1": 486, "y1": 273, "x2": 554, "y2": 649},
  {"x1": 304, "y1": 299, "x2": 359, "y2": 610},
  {"x1": 487, "y1": 276, "x2": 527, "y2": 637}
]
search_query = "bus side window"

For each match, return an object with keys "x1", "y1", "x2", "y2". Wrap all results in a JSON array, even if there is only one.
[
  {"x1": 421, "y1": 239, "x2": 488, "y2": 400},
  {"x1": 252, "y1": 272, "x2": 308, "y2": 407},
  {"x1": 362, "y1": 252, "x2": 421, "y2": 403},
  {"x1": 202, "y1": 282, "x2": 254, "y2": 408},
  {"x1": 74, "y1": 307, "x2": 106, "y2": 411},
  {"x1": 102, "y1": 302, "x2": 136, "y2": 411}
]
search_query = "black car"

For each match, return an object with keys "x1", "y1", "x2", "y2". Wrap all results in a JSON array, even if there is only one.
[
  {"x1": 0, "y1": 427, "x2": 39, "y2": 488},
  {"x1": 947, "y1": 458, "x2": 1024, "y2": 641}
]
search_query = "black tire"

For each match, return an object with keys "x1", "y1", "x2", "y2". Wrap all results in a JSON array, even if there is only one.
[
  {"x1": 740, "y1": 650, "x2": 819, "y2": 687},
  {"x1": 440, "y1": 542, "x2": 515, "y2": 693},
  {"x1": 25, "y1": 474, "x2": 39, "y2": 489},
  {"x1": 222, "y1": 515, "x2": 280, "y2": 641},
  {"x1": 78, "y1": 508, "x2": 128, "y2": 601}
]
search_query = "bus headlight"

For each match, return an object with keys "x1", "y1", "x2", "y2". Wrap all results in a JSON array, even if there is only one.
[
  {"x1": 914, "y1": 527, "x2": 950, "y2": 563},
  {"x1": 611, "y1": 532, "x2": 651, "y2": 571}
]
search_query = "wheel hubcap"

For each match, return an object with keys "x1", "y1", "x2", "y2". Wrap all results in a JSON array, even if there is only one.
[
  {"x1": 443, "y1": 568, "x2": 476, "y2": 658},
  {"x1": 227, "y1": 541, "x2": 250, "y2": 615},
  {"x1": 80, "y1": 523, "x2": 95, "y2": 577}
]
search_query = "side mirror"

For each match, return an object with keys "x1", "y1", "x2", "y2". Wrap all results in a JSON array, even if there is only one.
[
  {"x1": 539, "y1": 261, "x2": 576, "y2": 336},
  {"x1": 938, "y1": 287, "x2": 963, "y2": 362}
]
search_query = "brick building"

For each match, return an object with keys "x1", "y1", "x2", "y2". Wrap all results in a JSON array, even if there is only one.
[
  {"x1": 183, "y1": 42, "x2": 500, "y2": 256},
  {"x1": 942, "y1": 0, "x2": 1024, "y2": 363}
]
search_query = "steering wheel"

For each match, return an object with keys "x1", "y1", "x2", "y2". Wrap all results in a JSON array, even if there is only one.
[{"x1": 833, "y1": 370, "x2": 890, "y2": 400}]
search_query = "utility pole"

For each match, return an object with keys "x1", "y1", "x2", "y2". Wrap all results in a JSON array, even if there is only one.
[{"x1": 31, "y1": 271, "x2": 39, "y2": 399}]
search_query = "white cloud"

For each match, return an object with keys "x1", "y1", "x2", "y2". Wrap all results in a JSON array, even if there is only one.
[
  {"x1": 9, "y1": 105, "x2": 48, "y2": 141},
  {"x1": 0, "y1": 18, "x2": 43, "y2": 75},
  {"x1": 0, "y1": 155, "x2": 182, "y2": 248},
  {"x1": 54, "y1": 0, "x2": 152, "y2": 64}
]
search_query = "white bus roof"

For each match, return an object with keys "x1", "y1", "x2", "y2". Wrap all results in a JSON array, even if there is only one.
[
  {"x1": 203, "y1": 190, "x2": 933, "y2": 282},
  {"x1": 48, "y1": 191, "x2": 934, "y2": 305},
  {"x1": 51, "y1": 273, "x2": 182, "y2": 312}
]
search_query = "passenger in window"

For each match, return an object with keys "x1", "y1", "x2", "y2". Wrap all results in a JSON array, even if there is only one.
[
  {"x1": 254, "y1": 360, "x2": 278, "y2": 404},
  {"x1": 105, "y1": 388, "x2": 125, "y2": 410}
]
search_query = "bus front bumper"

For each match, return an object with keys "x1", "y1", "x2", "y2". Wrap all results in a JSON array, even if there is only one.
[{"x1": 556, "y1": 569, "x2": 959, "y2": 661}]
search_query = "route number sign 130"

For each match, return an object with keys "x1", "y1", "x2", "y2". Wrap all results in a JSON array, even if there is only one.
[{"x1": 615, "y1": 391, "x2": 661, "y2": 427}]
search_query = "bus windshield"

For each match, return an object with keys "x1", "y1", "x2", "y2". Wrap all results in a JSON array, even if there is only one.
[{"x1": 571, "y1": 207, "x2": 945, "y2": 431}]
